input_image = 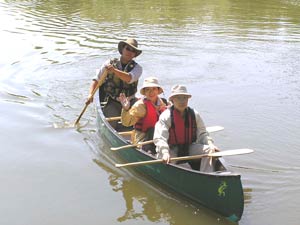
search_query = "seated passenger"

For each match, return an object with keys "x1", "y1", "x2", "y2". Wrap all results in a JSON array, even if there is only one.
[
  {"x1": 153, "y1": 85, "x2": 218, "y2": 172},
  {"x1": 119, "y1": 77, "x2": 167, "y2": 154}
]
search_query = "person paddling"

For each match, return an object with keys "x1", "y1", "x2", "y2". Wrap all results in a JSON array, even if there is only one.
[{"x1": 86, "y1": 38, "x2": 143, "y2": 130}]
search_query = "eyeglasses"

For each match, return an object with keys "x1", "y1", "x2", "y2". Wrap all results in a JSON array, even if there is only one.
[{"x1": 125, "y1": 45, "x2": 137, "y2": 53}]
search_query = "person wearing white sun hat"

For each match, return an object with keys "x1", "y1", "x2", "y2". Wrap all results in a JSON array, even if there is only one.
[
  {"x1": 119, "y1": 77, "x2": 167, "y2": 154},
  {"x1": 153, "y1": 85, "x2": 218, "y2": 172},
  {"x1": 86, "y1": 38, "x2": 143, "y2": 130}
]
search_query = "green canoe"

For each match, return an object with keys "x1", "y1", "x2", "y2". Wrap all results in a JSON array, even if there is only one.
[{"x1": 95, "y1": 96, "x2": 244, "y2": 222}]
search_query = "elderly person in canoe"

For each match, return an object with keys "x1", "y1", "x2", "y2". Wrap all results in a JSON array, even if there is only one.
[
  {"x1": 153, "y1": 85, "x2": 218, "y2": 172},
  {"x1": 119, "y1": 77, "x2": 167, "y2": 154}
]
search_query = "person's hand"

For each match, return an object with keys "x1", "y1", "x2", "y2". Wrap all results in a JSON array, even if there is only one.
[
  {"x1": 86, "y1": 94, "x2": 93, "y2": 104},
  {"x1": 162, "y1": 152, "x2": 170, "y2": 164},
  {"x1": 105, "y1": 64, "x2": 115, "y2": 73},
  {"x1": 208, "y1": 144, "x2": 217, "y2": 153},
  {"x1": 207, "y1": 143, "x2": 219, "y2": 165},
  {"x1": 119, "y1": 93, "x2": 130, "y2": 110}
]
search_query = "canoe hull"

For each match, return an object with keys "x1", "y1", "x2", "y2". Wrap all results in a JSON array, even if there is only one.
[{"x1": 95, "y1": 97, "x2": 244, "y2": 222}]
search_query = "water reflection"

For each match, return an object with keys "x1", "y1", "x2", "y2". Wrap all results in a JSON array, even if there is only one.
[
  {"x1": 112, "y1": 179, "x2": 164, "y2": 223},
  {"x1": 3, "y1": 0, "x2": 300, "y2": 55},
  {"x1": 6, "y1": 0, "x2": 300, "y2": 26},
  {"x1": 243, "y1": 188, "x2": 253, "y2": 205},
  {"x1": 93, "y1": 158, "x2": 236, "y2": 225},
  {"x1": 93, "y1": 159, "x2": 168, "y2": 223}
]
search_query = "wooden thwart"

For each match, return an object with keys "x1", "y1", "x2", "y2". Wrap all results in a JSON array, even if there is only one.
[{"x1": 115, "y1": 149, "x2": 254, "y2": 168}]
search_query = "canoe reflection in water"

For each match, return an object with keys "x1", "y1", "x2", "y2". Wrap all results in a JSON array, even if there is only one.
[
  {"x1": 94, "y1": 158, "x2": 168, "y2": 222},
  {"x1": 94, "y1": 159, "x2": 235, "y2": 225},
  {"x1": 114, "y1": 180, "x2": 162, "y2": 222}
]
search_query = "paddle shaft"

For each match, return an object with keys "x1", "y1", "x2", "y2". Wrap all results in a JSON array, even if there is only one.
[
  {"x1": 106, "y1": 116, "x2": 121, "y2": 122},
  {"x1": 115, "y1": 148, "x2": 254, "y2": 168},
  {"x1": 110, "y1": 126, "x2": 224, "y2": 151},
  {"x1": 118, "y1": 131, "x2": 134, "y2": 136},
  {"x1": 74, "y1": 104, "x2": 88, "y2": 126},
  {"x1": 74, "y1": 69, "x2": 108, "y2": 126},
  {"x1": 111, "y1": 140, "x2": 154, "y2": 151}
]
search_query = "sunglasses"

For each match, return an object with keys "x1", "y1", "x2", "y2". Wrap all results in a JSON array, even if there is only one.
[{"x1": 125, "y1": 45, "x2": 137, "y2": 53}]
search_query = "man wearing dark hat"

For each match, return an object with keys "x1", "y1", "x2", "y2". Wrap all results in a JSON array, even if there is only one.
[
  {"x1": 153, "y1": 85, "x2": 218, "y2": 172},
  {"x1": 86, "y1": 38, "x2": 143, "y2": 129}
]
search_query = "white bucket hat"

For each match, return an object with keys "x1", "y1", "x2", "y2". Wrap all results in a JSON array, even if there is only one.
[
  {"x1": 118, "y1": 38, "x2": 142, "y2": 57},
  {"x1": 140, "y1": 77, "x2": 164, "y2": 95},
  {"x1": 168, "y1": 85, "x2": 192, "y2": 100}
]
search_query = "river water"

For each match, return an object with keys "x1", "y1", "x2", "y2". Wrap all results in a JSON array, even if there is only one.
[{"x1": 1, "y1": 0, "x2": 300, "y2": 224}]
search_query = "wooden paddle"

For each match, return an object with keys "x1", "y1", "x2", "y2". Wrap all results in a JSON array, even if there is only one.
[
  {"x1": 118, "y1": 130, "x2": 134, "y2": 136},
  {"x1": 111, "y1": 140, "x2": 154, "y2": 151},
  {"x1": 74, "y1": 69, "x2": 108, "y2": 126},
  {"x1": 206, "y1": 126, "x2": 224, "y2": 133},
  {"x1": 106, "y1": 116, "x2": 121, "y2": 122},
  {"x1": 110, "y1": 125, "x2": 224, "y2": 151},
  {"x1": 115, "y1": 148, "x2": 254, "y2": 168}
]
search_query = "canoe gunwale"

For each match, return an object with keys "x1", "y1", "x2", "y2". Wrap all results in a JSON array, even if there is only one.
[{"x1": 94, "y1": 91, "x2": 244, "y2": 222}]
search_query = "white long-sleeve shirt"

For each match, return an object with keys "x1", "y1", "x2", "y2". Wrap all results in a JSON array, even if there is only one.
[{"x1": 153, "y1": 108, "x2": 213, "y2": 155}]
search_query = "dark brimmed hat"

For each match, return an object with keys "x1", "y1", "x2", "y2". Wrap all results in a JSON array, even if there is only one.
[
  {"x1": 168, "y1": 85, "x2": 192, "y2": 101},
  {"x1": 118, "y1": 38, "x2": 142, "y2": 57},
  {"x1": 140, "y1": 77, "x2": 163, "y2": 95}
]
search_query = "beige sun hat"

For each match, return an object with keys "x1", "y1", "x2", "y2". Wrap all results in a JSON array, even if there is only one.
[
  {"x1": 140, "y1": 77, "x2": 164, "y2": 95},
  {"x1": 118, "y1": 38, "x2": 142, "y2": 57},
  {"x1": 168, "y1": 85, "x2": 192, "y2": 100}
]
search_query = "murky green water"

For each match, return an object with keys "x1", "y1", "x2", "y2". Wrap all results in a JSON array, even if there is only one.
[{"x1": 1, "y1": 0, "x2": 300, "y2": 224}]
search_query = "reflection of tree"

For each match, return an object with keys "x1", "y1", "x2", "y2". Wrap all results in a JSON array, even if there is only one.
[{"x1": 18, "y1": 0, "x2": 300, "y2": 30}]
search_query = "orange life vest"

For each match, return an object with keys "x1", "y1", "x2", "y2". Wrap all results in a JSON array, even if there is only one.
[
  {"x1": 134, "y1": 98, "x2": 166, "y2": 132},
  {"x1": 168, "y1": 106, "x2": 197, "y2": 145}
]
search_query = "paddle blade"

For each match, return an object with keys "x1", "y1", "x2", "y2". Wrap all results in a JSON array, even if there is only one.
[
  {"x1": 206, "y1": 126, "x2": 224, "y2": 133},
  {"x1": 53, "y1": 121, "x2": 75, "y2": 128},
  {"x1": 209, "y1": 149, "x2": 254, "y2": 157},
  {"x1": 53, "y1": 120, "x2": 88, "y2": 129}
]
